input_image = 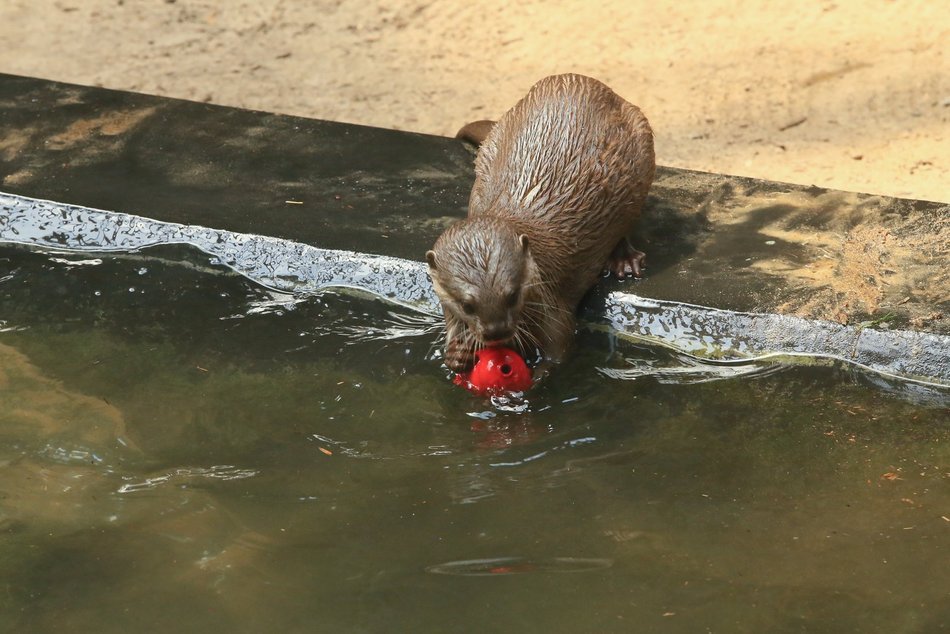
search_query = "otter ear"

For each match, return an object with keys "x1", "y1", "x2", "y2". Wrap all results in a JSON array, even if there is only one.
[
  {"x1": 425, "y1": 250, "x2": 438, "y2": 270},
  {"x1": 519, "y1": 234, "x2": 529, "y2": 252}
]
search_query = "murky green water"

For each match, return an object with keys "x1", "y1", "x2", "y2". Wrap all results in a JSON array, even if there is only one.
[{"x1": 1, "y1": 244, "x2": 948, "y2": 633}]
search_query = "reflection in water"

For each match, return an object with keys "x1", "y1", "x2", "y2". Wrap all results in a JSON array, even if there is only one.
[
  {"x1": 469, "y1": 418, "x2": 545, "y2": 451},
  {"x1": 596, "y1": 349, "x2": 789, "y2": 384},
  {"x1": 426, "y1": 556, "x2": 614, "y2": 576}
]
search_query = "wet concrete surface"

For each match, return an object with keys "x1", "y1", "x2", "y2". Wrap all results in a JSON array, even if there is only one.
[{"x1": 1, "y1": 73, "x2": 947, "y2": 336}]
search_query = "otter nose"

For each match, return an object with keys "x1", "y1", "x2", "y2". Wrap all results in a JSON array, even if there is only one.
[{"x1": 482, "y1": 325, "x2": 512, "y2": 344}]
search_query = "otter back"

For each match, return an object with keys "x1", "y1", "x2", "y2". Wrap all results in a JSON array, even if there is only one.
[{"x1": 469, "y1": 73, "x2": 655, "y2": 307}]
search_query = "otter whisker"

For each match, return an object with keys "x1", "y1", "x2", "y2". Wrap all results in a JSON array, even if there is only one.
[
  {"x1": 515, "y1": 313, "x2": 546, "y2": 350},
  {"x1": 513, "y1": 330, "x2": 526, "y2": 355},
  {"x1": 524, "y1": 304, "x2": 571, "y2": 331},
  {"x1": 518, "y1": 326, "x2": 542, "y2": 351},
  {"x1": 426, "y1": 323, "x2": 448, "y2": 359},
  {"x1": 524, "y1": 299, "x2": 570, "y2": 314},
  {"x1": 521, "y1": 280, "x2": 556, "y2": 290},
  {"x1": 527, "y1": 284, "x2": 568, "y2": 308}
]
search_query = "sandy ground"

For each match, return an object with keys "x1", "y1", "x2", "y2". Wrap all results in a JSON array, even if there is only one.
[{"x1": 0, "y1": 1, "x2": 947, "y2": 203}]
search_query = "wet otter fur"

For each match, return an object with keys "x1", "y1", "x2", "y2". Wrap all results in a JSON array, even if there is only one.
[{"x1": 427, "y1": 73, "x2": 655, "y2": 372}]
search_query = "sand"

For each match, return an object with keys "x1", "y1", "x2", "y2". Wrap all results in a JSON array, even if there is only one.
[{"x1": 0, "y1": 0, "x2": 947, "y2": 203}]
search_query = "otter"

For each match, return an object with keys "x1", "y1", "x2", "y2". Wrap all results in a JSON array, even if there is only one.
[{"x1": 426, "y1": 73, "x2": 655, "y2": 373}]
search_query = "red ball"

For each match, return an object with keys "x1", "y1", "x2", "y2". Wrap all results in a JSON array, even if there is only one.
[{"x1": 453, "y1": 347, "x2": 533, "y2": 395}]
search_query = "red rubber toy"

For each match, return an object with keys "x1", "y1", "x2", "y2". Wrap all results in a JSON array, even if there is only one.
[{"x1": 453, "y1": 347, "x2": 533, "y2": 395}]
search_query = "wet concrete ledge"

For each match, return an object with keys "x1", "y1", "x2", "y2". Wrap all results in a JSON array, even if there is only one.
[{"x1": 1, "y1": 73, "x2": 947, "y2": 351}]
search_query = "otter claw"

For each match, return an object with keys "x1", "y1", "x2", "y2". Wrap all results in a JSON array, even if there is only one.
[{"x1": 607, "y1": 241, "x2": 646, "y2": 280}]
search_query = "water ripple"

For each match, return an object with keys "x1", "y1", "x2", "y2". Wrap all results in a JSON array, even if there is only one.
[{"x1": 116, "y1": 465, "x2": 260, "y2": 493}]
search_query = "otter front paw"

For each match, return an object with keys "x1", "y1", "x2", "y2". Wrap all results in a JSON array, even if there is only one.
[
  {"x1": 445, "y1": 338, "x2": 475, "y2": 372},
  {"x1": 605, "y1": 238, "x2": 646, "y2": 279}
]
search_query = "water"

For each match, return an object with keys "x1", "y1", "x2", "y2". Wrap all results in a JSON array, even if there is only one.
[{"x1": 1, "y1": 243, "x2": 948, "y2": 633}]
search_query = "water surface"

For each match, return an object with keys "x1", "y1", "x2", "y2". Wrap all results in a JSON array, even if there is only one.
[{"x1": 1, "y1": 244, "x2": 948, "y2": 633}]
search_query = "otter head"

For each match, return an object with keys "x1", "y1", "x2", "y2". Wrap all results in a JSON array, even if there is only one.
[{"x1": 426, "y1": 217, "x2": 534, "y2": 347}]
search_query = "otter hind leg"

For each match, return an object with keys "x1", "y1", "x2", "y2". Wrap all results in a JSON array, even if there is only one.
[
  {"x1": 455, "y1": 120, "x2": 495, "y2": 146},
  {"x1": 605, "y1": 237, "x2": 646, "y2": 279}
]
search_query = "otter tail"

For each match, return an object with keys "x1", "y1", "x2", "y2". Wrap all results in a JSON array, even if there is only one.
[{"x1": 455, "y1": 120, "x2": 495, "y2": 146}]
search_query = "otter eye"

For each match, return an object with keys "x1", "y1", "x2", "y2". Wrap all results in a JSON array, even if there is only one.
[
  {"x1": 461, "y1": 301, "x2": 476, "y2": 315},
  {"x1": 506, "y1": 290, "x2": 519, "y2": 307}
]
